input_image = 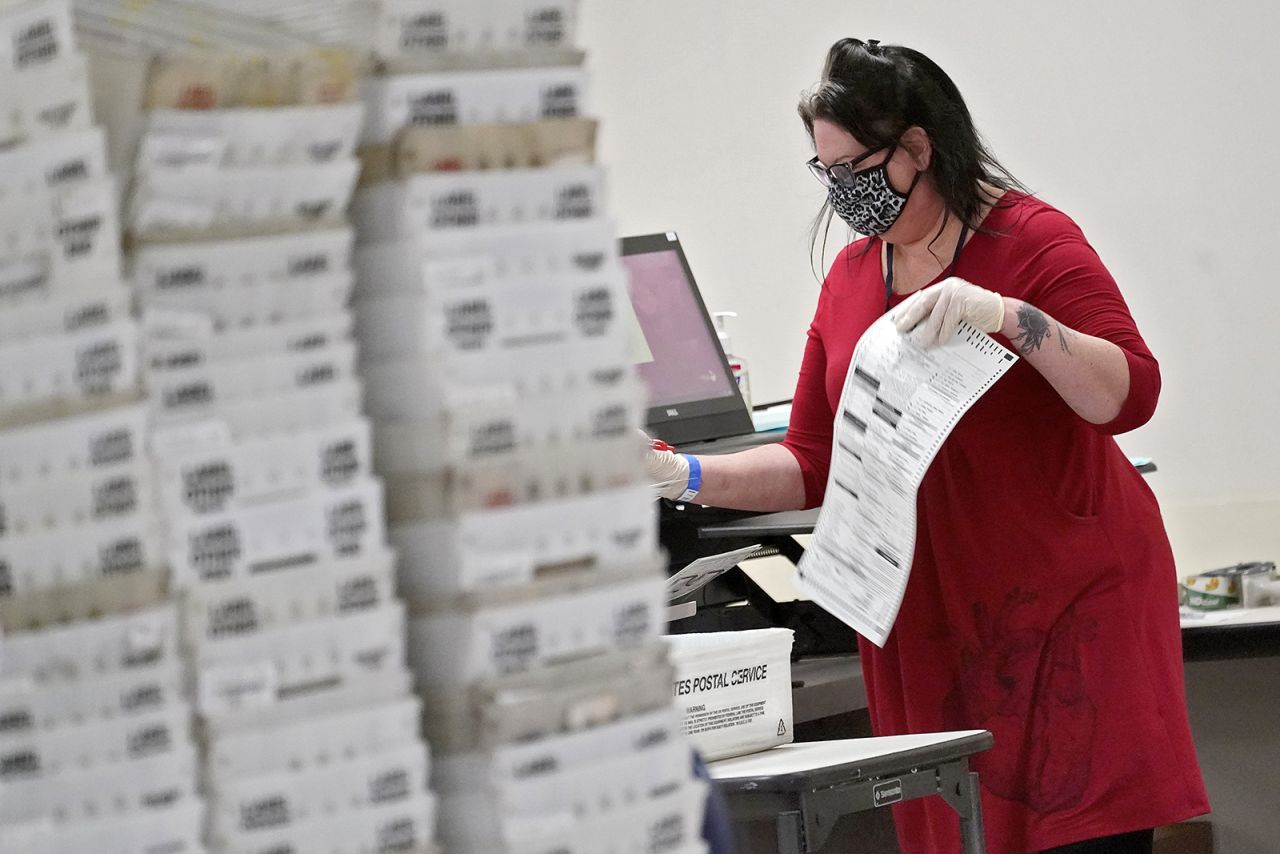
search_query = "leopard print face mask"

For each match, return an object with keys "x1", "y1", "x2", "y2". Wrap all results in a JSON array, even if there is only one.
[{"x1": 827, "y1": 145, "x2": 919, "y2": 236}]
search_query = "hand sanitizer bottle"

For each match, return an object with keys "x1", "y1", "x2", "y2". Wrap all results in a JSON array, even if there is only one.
[{"x1": 713, "y1": 311, "x2": 752, "y2": 410}]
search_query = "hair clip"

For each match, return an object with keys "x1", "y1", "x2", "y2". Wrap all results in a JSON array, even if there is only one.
[{"x1": 866, "y1": 39, "x2": 882, "y2": 52}]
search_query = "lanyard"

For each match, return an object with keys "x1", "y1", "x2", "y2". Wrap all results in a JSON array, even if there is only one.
[{"x1": 883, "y1": 223, "x2": 970, "y2": 310}]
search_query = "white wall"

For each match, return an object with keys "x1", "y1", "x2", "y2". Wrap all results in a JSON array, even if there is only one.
[{"x1": 581, "y1": 0, "x2": 1280, "y2": 568}]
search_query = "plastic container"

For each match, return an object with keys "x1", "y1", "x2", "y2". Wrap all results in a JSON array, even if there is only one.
[
  {"x1": 712, "y1": 311, "x2": 751, "y2": 410},
  {"x1": 667, "y1": 628, "x2": 794, "y2": 761}
]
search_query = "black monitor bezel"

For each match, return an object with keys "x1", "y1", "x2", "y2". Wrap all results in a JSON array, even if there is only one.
[{"x1": 620, "y1": 231, "x2": 755, "y2": 445}]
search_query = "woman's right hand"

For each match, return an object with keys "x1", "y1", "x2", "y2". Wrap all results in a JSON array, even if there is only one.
[
  {"x1": 643, "y1": 437, "x2": 693, "y2": 501},
  {"x1": 638, "y1": 431, "x2": 806, "y2": 512}
]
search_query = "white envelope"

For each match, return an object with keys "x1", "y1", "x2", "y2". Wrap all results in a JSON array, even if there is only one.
[
  {"x1": 150, "y1": 379, "x2": 365, "y2": 440},
  {"x1": 0, "y1": 604, "x2": 178, "y2": 682},
  {"x1": 219, "y1": 792, "x2": 434, "y2": 854},
  {"x1": 142, "y1": 102, "x2": 364, "y2": 167},
  {"x1": 132, "y1": 226, "x2": 353, "y2": 296},
  {"x1": 153, "y1": 416, "x2": 371, "y2": 516},
  {"x1": 421, "y1": 643, "x2": 675, "y2": 751},
  {"x1": 360, "y1": 65, "x2": 588, "y2": 144},
  {"x1": 142, "y1": 271, "x2": 354, "y2": 328},
  {"x1": 408, "y1": 566, "x2": 665, "y2": 684},
  {"x1": 47, "y1": 796, "x2": 205, "y2": 854},
  {"x1": 0, "y1": 659, "x2": 184, "y2": 731},
  {"x1": 371, "y1": 0, "x2": 580, "y2": 61},
  {"x1": 129, "y1": 159, "x2": 360, "y2": 233},
  {"x1": 352, "y1": 164, "x2": 606, "y2": 241},
  {"x1": 439, "y1": 736, "x2": 689, "y2": 843},
  {"x1": 206, "y1": 667, "x2": 415, "y2": 738},
  {"x1": 355, "y1": 264, "x2": 630, "y2": 362},
  {"x1": 0, "y1": 513, "x2": 163, "y2": 599},
  {"x1": 166, "y1": 478, "x2": 385, "y2": 588},
  {"x1": 362, "y1": 340, "x2": 630, "y2": 420},
  {"x1": 190, "y1": 598, "x2": 406, "y2": 716},
  {"x1": 0, "y1": 283, "x2": 132, "y2": 341},
  {"x1": 441, "y1": 776, "x2": 707, "y2": 854},
  {"x1": 49, "y1": 175, "x2": 123, "y2": 282},
  {"x1": 0, "y1": 743, "x2": 198, "y2": 825},
  {"x1": 391, "y1": 484, "x2": 655, "y2": 597},
  {"x1": 435, "y1": 705, "x2": 682, "y2": 790},
  {"x1": 0, "y1": 126, "x2": 105, "y2": 195},
  {"x1": 180, "y1": 548, "x2": 397, "y2": 647},
  {"x1": 0, "y1": 462, "x2": 153, "y2": 539},
  {"x1": 0, "y1": 252, "x2": 56, "y2": 302},
  {"x1": 147, "y1": 340, "x2": 357, "y2": 416},
  {"x1": 353, "y1": 218, "x2": 617, "y2": 300},
  {"x1": 208, "y1": 742, "x2": 428, "y2": 842},
  {"x1": 0, "y1": 0, "x2": 77, "y2": 75},
  {"x1": 205, "y1": 694, "x2": 422, "y2": 780},
  {"x1": 372, "y1": 367, "x2": 642, "y2": 473},
  {"x1": 143, "y1": 312, "x2": 353, "y2": 371},
  {"x1": 0, "y1": 402, "x2": 146, "y2": 485},
  {"x1": 0, "y1": 52, "x2": 91, "y2": 145},
  {"x1": 0, "y1": 702, "x2": 192, "y2": 777},
  {"x1": 0, "y1": 319, "x2": 137, "y2": 412}
]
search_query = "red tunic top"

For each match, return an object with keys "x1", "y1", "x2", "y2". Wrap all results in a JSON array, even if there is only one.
[{"x1": 781, "y1": 193, "x2": 1208, "y2": 852}]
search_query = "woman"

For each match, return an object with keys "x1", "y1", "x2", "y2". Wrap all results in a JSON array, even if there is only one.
[{"x1": 647, "y1": 38, "x2": 1208, "y2": 854}]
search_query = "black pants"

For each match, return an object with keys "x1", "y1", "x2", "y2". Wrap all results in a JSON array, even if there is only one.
[{"x1": 1039, "y1": 829, "x2": 1154, "y2": 854}]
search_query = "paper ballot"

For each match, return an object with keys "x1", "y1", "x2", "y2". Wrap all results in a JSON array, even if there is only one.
[
  {"x1": 796, "y1": 316, "x2": 1017, "y2": 646},
  {"x1": 665, "y1": 545, "x2": 763, "y2": 602}
]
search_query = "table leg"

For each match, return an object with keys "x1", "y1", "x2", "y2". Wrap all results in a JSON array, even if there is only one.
[
  {"x1": 938, "y1": 760, "x2": 987, "y2": 854},
  {"x1": 957, "y1": 771, "x2": 986, "y2": 854},
  {"x1": 776, "y1": 809, "x2": 805, "y2": 854}
]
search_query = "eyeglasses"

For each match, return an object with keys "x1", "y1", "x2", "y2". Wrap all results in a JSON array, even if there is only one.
[{"x1": 807, "y1": 144, "x2": 893, "y2": 188}]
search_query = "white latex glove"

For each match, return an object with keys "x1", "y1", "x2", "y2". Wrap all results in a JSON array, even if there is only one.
[
  {"x1": 639, "y1": 429, "x2": 694, "y2": 500},
  {"x1": 645, "y1": 444, "x2": 692, "y2": 501},
  {"x1": 892, "y1": 277, "x2": 1006, "y2": 347}
]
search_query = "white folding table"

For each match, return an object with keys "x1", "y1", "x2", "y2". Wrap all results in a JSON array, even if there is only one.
[{"x1": 708, "y1": 730, "x2": 993, "y2": 854}]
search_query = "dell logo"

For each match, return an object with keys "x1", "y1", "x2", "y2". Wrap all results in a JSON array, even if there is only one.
[{"x1": 667, "y1": 408, "x2": 679, "y2": 416}]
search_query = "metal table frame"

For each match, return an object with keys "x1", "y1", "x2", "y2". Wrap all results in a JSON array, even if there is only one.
[
  {"x1": 1182, "y1": 617, "x2": 1280, "y2": 661},
  {"x1": 710, "y1": 731, "x2": 993, "y2": 854}
]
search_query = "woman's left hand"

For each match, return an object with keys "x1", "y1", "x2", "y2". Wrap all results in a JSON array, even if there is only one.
[
  {"x1": 892, "y1": 277, "x2": 1006, "y2": 347},
  {"x1": 895, "y1": 280, "x2": 1137, "y2": 426}
]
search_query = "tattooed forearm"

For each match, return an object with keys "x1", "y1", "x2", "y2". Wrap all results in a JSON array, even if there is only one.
[
  {"x1": 1056, "y1": 323, "x2": 1077, "y2": 355},
  {"x1": 1013, "y1": 304, "x2": 1052, "y2": 354}
]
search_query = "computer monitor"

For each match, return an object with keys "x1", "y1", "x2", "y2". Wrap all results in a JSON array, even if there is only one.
[{"x1": 619, "y1": 231, "x2": 755, "y2": 445}]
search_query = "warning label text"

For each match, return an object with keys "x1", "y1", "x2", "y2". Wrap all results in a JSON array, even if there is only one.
[{"x1": 683, "y1": 700, "x2": 767, "y2": 735}]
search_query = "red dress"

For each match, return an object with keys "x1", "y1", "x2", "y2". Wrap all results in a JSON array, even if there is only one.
[{"x1": 781, "y1": 193, "x2": 1208, "y2": 852}]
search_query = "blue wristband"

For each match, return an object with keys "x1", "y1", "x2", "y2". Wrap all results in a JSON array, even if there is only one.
[{"x1": 677, "y1": 454, "x2": 702, "y2": 503}]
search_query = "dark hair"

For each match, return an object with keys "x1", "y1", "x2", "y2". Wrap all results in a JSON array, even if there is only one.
[{"x1": 799, "y1": 38, "x2": 1027, "y2": 268}]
